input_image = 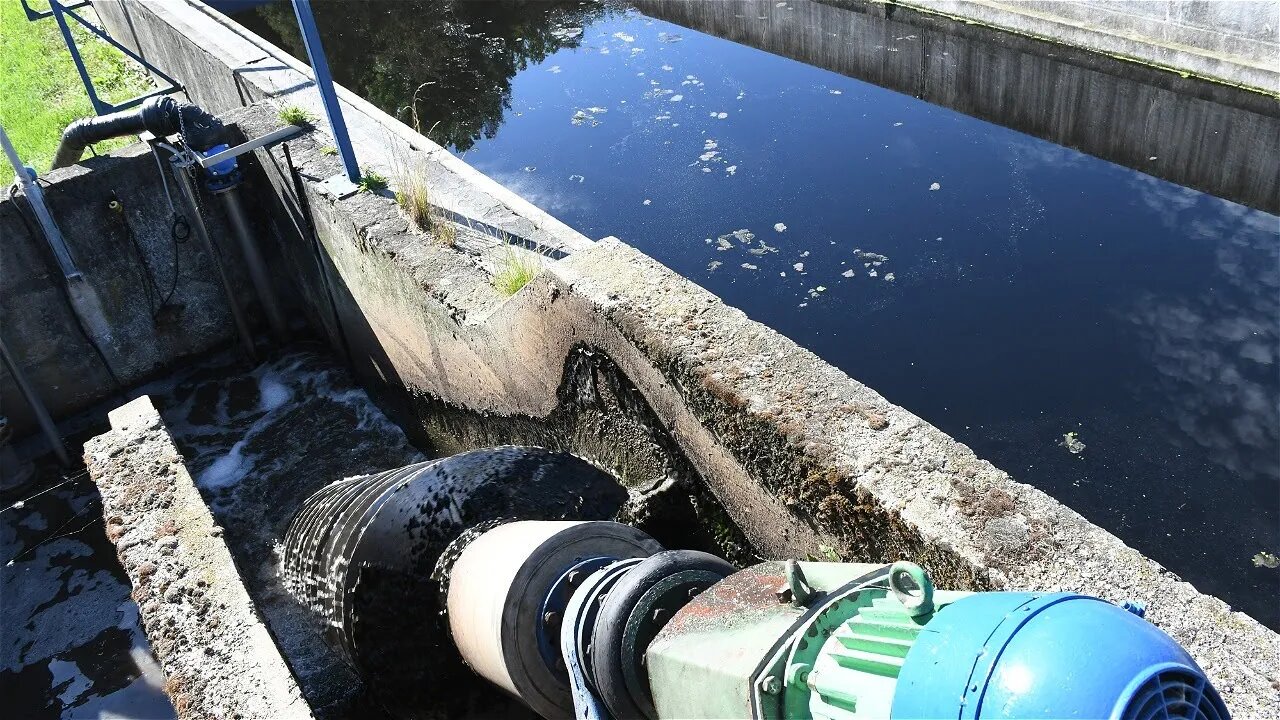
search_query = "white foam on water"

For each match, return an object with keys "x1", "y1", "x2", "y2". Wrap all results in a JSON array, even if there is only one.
[
  {"x1": 258, "y1": 375, "x2": 292, "y2": 413},
  {"x1": 198, "y1": 442, "x2": 249, "y2": 490}
]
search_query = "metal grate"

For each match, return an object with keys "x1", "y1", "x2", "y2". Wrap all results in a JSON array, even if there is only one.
[{"x1": 1120, "y1": 668, "x2": 1230, "y2": 720}]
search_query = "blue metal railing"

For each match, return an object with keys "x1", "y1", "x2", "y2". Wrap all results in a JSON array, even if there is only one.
[
  {"x1": 21, "y1": 0, "x2": 182, "y2": 115},
  {"x1": 290, "y1": 0, "x2": 360, "y2": 183},
  {"x1": 24, "y1": 0, "x2": 360, "y2": 186}
]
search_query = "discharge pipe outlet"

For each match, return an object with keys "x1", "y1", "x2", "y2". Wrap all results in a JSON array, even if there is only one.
[
  {"x1": 280, "y1": 447, "x2": 629, "y2": 719},
  {"x1": 51, "y1": 96, "x2": 225, "y2": 170}
]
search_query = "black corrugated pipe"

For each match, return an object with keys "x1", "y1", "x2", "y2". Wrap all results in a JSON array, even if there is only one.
[
  {"x1": 280, "y1": 446, "x2": 630, "y2": 719},
  {"x1": 51, "y1": 96, "x2": 225, "y2": 169}
]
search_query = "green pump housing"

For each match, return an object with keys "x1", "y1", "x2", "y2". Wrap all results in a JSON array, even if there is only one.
[
  {"x1": 645, "y1": 559, "x2": 1227, "y2": 720},
  {"x1": 645, "y1": 560, "x2": 966, "y2": 720}
]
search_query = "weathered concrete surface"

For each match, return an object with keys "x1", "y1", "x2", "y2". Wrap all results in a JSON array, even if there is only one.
[
  {"x1": 83, "y1": 395, "x2": 312, "y2": 720},
  {"x1": 90, "y1": 1, "x2": 1279, "y2": 715},
  {"x1": 636, "y1": 0, "x2": 1280, "y2": 213},
  {"x1": 864, "y1": 0, "x2": 1280, "y2": 94},
  {"x1": 0, "y1": 146, "x2": 252, "y2": 438},
  {"x1": 225, "y1": 104, "x2": 1278, "y2": 715}
]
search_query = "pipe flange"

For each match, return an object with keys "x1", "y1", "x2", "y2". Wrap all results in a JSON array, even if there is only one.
[
  {"x1": 448, "y1": 522, "x2": 662, "y2": 720},
  {"x1": 590, "y1": 550, "x2": 736, "y2": 719},
  {"x1": 537, "y1": 556, "x2": 615, "y2": 674}
]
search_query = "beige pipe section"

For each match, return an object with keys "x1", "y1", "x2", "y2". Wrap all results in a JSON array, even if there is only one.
[
  {"x1": 447, "y1": 521, "x2": 581, "y2": 698},
  {"x1": 446, "y1": 521, "x2": 662, "y2": 715}
]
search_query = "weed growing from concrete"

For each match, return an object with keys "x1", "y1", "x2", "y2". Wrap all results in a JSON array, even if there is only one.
[
  {"x1": 434, "y1": 217, "x2": 457, "y2": 247},
  {"x1": 278, "y1": 104, "x2": 315, "y2": 126},
  {"x1": 492, "y1": 247, "x2": 542, "y2": 296},
  {"x1": 358, "y1": 170, "x2": 388, "y2": 194},
  {"x1": 395, "y1": 161, "x2": 432, "y2": 229},
  {"x1": 392, "y1": 147, "x2": 456, "y2": 246},
  {"x1": 319, "y1": 145, "x2": 337, "y2": 156}
]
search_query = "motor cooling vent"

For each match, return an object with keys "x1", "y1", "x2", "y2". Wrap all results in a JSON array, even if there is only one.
[{"x1": 1120, "y1": 668, "x2": 1229, "y2": 720}]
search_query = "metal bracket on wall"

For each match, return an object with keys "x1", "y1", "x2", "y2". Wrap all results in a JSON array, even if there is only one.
[
  {"x1": 21, "y1": 0, "x2": 183, "y2": 116},
  {"x1": 195, "y1": 124, "x2": 306, "y2": 169}
]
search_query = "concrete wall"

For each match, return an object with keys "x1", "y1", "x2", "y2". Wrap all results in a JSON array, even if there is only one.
[
  {"x1": 84, "y1": 396, "x2": 312, "y2": 720},
  {"x1": 92, "y1": 1, "x2": 1280, "y2": 715},
  {"x1": 636, "y1": 0, "x2": 1280, "y2": 214},
  {"x1": 0, "y1": 147, "x2": 252, "y2": 440},
  {"x1": 865, "y1": 0, "x2": 1280, "y2": 93}
]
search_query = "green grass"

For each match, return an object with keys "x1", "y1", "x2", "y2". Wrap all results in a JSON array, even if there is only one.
[
  {"x1": 395, "y1": 162, "x2": 432, "y2": 231},
  {"x1": 0, "y1": 1, "x2": 154, "y2": 172},
  {"x1": 358, "y1": 170, "x2": 388, "y2": 194},
  {"x1": 277, "y1": 104, "x2": 314, "y2": 126},
  {"x1": 492, "y1": 248, "x2": 542, "y2": 296},
  {"x1": 393, "y1": 153, "x2": 456, "y2": 245}
]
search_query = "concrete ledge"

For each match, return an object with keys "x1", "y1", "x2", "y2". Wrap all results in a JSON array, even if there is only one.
[
  {"x1": 873, "y1": 0, "x2": 1279, "y2": 94},
  {"x1": 84, "y1": 396, "x2": 313, "y2": 720}
]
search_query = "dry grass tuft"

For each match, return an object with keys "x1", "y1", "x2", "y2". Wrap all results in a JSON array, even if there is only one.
[
  {"x1": 395, "y1": 162, "x2": 432, "y2": 231},
  {"x1": 394, "y1": 157, "x2": 457, "y2": 246}
]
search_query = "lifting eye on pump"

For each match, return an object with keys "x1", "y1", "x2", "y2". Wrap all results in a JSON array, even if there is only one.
[{"x1": 281, "y1": 448, "x2": 1231, "y2": 720}]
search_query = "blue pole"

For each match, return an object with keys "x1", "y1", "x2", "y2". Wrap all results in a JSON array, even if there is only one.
[
  {"x1": 290, "y1": 0, "x2": 359, "y2": 183},
  {"x1": 48, "y1": 0, "x2": 107, "y2": 115}
]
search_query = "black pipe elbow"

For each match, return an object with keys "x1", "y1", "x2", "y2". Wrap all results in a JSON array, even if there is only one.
[{"x1": 50, "y1": 96, "x2": 225, "y2": 170}]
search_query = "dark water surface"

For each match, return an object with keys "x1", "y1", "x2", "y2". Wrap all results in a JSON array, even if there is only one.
[
  {"x1": 2, "y1": 456, "x2": 174, "y2": 719},
  {"x1": 235, "y1": 0, "x2": 1280, "y2": 627}
]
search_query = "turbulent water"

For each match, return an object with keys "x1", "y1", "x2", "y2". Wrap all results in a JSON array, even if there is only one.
[{"x1": 2, "y1": 348, "x2": 423, "y2": 718}]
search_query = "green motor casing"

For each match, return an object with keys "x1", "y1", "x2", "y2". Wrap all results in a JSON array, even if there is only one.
[{"x1": 645, "y1": 561, "x2": 968, "y2": 720}]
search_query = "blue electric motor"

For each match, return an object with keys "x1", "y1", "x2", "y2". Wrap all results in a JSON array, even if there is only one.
[
  {"x1": 645, "y1": 561, "x2": 1232, "y2": 720},
  {"x1": 893, "y1": 592, "x2": 1229, "y2": 719}
]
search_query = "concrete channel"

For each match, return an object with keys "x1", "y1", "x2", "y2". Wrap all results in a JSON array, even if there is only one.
[
  {"x1": 0, "y1": 0, "x2": 1275, "y2": 717},
  {"x1": 635, "y1": 0, "x2": 1280, "y2": 213}
]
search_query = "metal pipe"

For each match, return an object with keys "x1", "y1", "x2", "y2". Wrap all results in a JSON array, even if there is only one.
[
  {"x1": 169, "y1": 158, "x2": 257, "y2": 360},
  {"x1": 0, "y1": 334, "x2": 71, "y2": 467},
  {"x1": 279, "y1": 447, "x2": 630, "y2": 718},
  {"x1": 0, "y1": 124, "x2": 79, "y2": 278},
  {"x1": 52, "y1": 96, "x2": 224, "y2": 170},
  {"x1": 290, "y1": 0, "x2": 360, "y2": 183},
  {"x1": 219, "y1": 190, "x2": 288, "y2": 340}
]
